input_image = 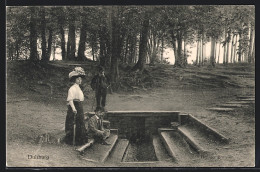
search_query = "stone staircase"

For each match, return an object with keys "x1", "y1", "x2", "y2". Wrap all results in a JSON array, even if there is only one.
[
  {"x1": 206, "y1": 95, "x2": 255, "y2": 112},
  {"x1": 50, "y1": 111, "x2": 231, "y2": 165}
]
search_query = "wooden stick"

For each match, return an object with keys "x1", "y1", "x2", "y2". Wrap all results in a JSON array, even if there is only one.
[{"x1": 76, "y1": 139, "x2": 94, "y2": 152}]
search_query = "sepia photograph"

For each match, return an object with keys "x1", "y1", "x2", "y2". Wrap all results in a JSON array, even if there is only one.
[{"x1": 6, "y1": 5, "x2": 255, "y2": 167}]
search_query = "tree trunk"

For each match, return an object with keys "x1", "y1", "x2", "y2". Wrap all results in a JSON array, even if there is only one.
[
  {"x1": 217, "y1": 42, "x2": 221, "y2": 64},
  {"x1": 248, "y1": 24, "x2": 254, "y2": 63},
  {"x1": 175, "y1": 31, "x2": 183, "y2": 67},
  {"x1": 196, "y1": 39, "x2": 199, "y2": 65},
  {"x1": 183, "y1": 38, "x2": 187, "y2": 66},
  {"x1": 77, "y1": 21, "x2": 87, "y2": 61},
  {"x1": 170, "y1": 31, "x2": 178, "y2": 65},
  {"x1": 59, "y1": 23, "x2": 66, "y2": 60},
  {"x1": 52, "y1": 43, "x2": 56, "y2": 61},
  {"x1": 226, "y1": 41, "x2": 230, "y2": 64},
  {"x1": 67, "y1": 11, "x2": 76, "y2": 61},
  {"x1": 199, "y1": 37, "x2": 202, "y2": 66},
  {"x1": 234, "y1": 34, "x2": 238, "y2": 63},
  {"x1": 252, "y1": 38, "x2": 255, "y2": 63},
  {"x1": 29, "y1": 7, "x2": 38, "y2": 61},
  {"x1": 230, "y1": 34, "x2": 235, "y2": 63},
  {"x1": 110, "y1": 7, "x2": 120, "y2": 83},
  {"x1": 124, "y1": 35, "x2": 129, "y2": 64},
  {"x1": 129, "y1": 34, "x2": 137, "y2": 64},
  {"x1": 201, "y1": 37, "x2": 204, "y2": 66},
  {"x1": 40, "y1": 8, "x2": 47, "y2": 61},
  {"x1": 238, "y1": 32, "x2": 242, "y2": 62},
  {"x1": 46, "y1": 29, "x2": 53, "y2": 61},
  {"x1": 15, "y1": 41, "x2": 19, "y2": 60},
  {"x1": 210, "y1": 37, "x2": 216, "y2": 67},
  {"x1": 99, "y1": 29, "x2": 106, "y2": 66},
  {"x1": 132, "y1": 12, "x2": 150, "y2": 72}
]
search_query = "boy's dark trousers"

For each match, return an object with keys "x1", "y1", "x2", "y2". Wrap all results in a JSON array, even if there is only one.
[{"x1": 96, "y1": 88, "x2": 107, "y2": 108}]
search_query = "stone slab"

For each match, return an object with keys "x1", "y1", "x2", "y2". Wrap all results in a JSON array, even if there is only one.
[
  {"x1": 178, "y1": 126, "x2": 207, "y2": 155},
  {"x1": 227, "y1": 101, "x2": 254, "y2": 104},
  {"x1": 152, "y1": 135, "x2": 172, "y2": 161},
  {"x1": 188, "y1": 114, "x2": 229, "y2": 143},
  {"x1": 206, "y1": 107, "x2": 234, "y2": 112},
  {"x1": 106, "y1": 139, "x2": 129, "y2": 163},
  {"x1": 217, "y1": 104, "x2": 245, "y2": 108},
  {"x1": 81, "y1": 133, "x2": 118, "y2": 163},
  {"x1": 158, "y1": 128, "x2": 176, "y2": 132}
]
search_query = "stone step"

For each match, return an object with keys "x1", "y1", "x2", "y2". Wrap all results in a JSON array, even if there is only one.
[
  {"x1": 158, "y1": 128, "x2": 176, "y2": 132},
  {"x1": 227, "y1": 101, "x2": 254, "y2": 104},
  {"x1": 217, "y1": 104, "x2": 246, "y2": 108},
  {"x1": 152, "y1": 135, "x2": 172, "y2": 161},
  {"x1": 206, "y1": 107, "x2": 234, "y2": 112},
  {"x1": 187, "y1": 114, "x2": 229, "y2": 143},
  {"x1": 106, "y1": 139, "x2": 129, "y2": 163},
  {"x1": 159, "y1": 130, "x2": 196, "y2": 162},
  {"x1": 81, "y1": 133, "x2": 118, "y2": 163},
  {"x1": 178, "y1": 126, "x2": 208, "y2": 156},
  {"x1": 236, "y1": 95, "x2": 255, "y2": 99},
  {"x1": 237, "y1": 98, "x2": 255, "y2": 101}
]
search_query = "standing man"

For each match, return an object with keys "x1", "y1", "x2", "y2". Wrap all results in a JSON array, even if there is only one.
[{"x1": 91, "y1": 66, "x2": 110, "y2": 112}]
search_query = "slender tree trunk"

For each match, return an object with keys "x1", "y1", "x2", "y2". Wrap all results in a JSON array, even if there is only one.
[
  {"x1": 29, "y1": 7, "x2": 38, "y2": 61},
  {"x1": 217, "y1": 42, "x2": 220, "y2": 64},
  {"x1": 161, "y1": 36, "x2": 164, "y2": 62},
  {"x1": 132, "y1": 12, "x2": 149, "y2": 72},
  {"x1": 175, "y1": 31, "x2": 183, "y2": 67},
  {"x1": 196, "y1": 39, "x2": 199, "y2": 65},
  {"x1": 59, "y1": 24, "x2": 66, "y2": 60},
  {"x1": 214, "y1": 42, "x2": 217, "y2": 63},
  {"x1": 201, "y1": 38, "x2": 204, "y2": 66},
  {"x1": 226, "y1": 41, "x2": 230, "y2": 64},
  {"x1": 78, "y1": 20, "x2": 87, "y2": 61},
  {"x1": 46, "y1": 28, "x2": 53, "y2": 61},
  {"x1": 67, "y1": 10, "x2": 76, "y2": 61},
  {"x1": 230, "y1": 34, "x2": 235, "y2": 63},
  {"x1": 40, "y1": 8, "x2": 47, "y2": 61},
  {"x1": 199, "y1": 37, "x2": 203, "y2": 66},
  {"x1": 252, "y1": 39, "x2": 255, "y2": 63},
  {"x1": 52, "y1": 43, "x2": 56, "y2": 61},
  {"x1": 15, "y1": 41, "x2": 19, "y2": 60},
  {"x1": 210, "y1": 37, "x2": 216, "y2": 67},
  {"x1": 223, "y1": 42, "x2": 226, "y2": 64},
  {"x1": 234, "y1": 34, "x2": 238, "y2": 63},
  {"x1": 170, "y1": 31, "x2": 178, "y2": 64},
  {"x1": 124, "y1": 35, "x2": 129, "y2": 64},
  {"x1": 129, "y1": 34, "x2": 137, "y2": 64},
  {"x1": 110, "y1": 7, "x2": 120, "y2": 83},
  {"x1": 238, "y1": 32, "x2": 242, "y2": 62},
  {"x1": 99, "y1": 29, "x2": 106, "y2": 66},
  {"x1": 248, "y1": 24, "x2": 254, "y2": 63}
]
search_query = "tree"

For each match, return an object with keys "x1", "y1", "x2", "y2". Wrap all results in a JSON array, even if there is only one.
[
  {"x1": 40, "y1": 7, "x2": 47, "y2": 61},
  {"x1": 29, "y1": 7, "x2": 38, "y2": 61},
  {"x1": 132, "y1": 10, "x2": 150, "y2": 71},
  {"x1": 66, "y1": 7, "x2": 76, "y2": 60},
  {"x1": 77, "y1": 7, "x2": 88, "y2": 61}
]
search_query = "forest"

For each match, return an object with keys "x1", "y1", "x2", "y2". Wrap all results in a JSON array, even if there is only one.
[{"x1": 6, "y1": 5, "x2": 255, "y2": 83}]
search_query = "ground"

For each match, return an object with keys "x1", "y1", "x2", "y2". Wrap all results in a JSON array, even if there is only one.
[{"x1": 6, "y1": 61, "x2": 255, "y2": 167}]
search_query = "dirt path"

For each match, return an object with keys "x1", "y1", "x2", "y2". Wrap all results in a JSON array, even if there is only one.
[{"x1": 6, "y1": 85, "x2": 255, "y2": 167}]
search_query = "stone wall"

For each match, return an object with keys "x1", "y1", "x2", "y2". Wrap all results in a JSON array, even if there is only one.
[{"x1": 105, "y1": 112, "x2": 179, "y2": 140}]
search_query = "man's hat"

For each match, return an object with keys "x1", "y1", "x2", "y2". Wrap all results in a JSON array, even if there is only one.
[{"x1": 69, "y1": 67, "x2": 86, "y2": 81}]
